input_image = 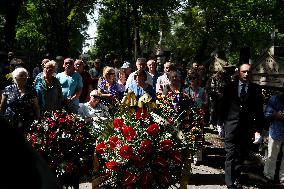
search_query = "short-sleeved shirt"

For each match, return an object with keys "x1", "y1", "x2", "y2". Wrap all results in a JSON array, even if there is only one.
[
  {"x1": 3, "y1": 83, "x2": 37, "y2": 128},
  {"x1": 34, "y1": 73, "x2": 63, "y2": 112},
  {"x1": 126, "y1": 83, "x2": 156, "y2": 100},
  {"x1": 98, "y1": 79, "x2": 123, "y2": 105},
  {"x1": 56, "y1": 72, "x2": 83, "y2": 107}
]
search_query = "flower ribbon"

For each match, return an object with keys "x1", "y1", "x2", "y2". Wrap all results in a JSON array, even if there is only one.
[
  {"x1": 121, "y1": 90, "x2": 137, "y2": 107},
  {"x1": 138, "y1": 93, "x2": 152, "y2": 108}
]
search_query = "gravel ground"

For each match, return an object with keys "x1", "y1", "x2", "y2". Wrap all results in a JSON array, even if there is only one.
[{"x1": 187, "y1": 128, "x2": 281, "y2": 189}]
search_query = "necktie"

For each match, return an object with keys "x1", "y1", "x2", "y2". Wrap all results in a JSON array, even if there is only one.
[{"x1": 240, "y1": 83, "x2": 246, "y2": 101}]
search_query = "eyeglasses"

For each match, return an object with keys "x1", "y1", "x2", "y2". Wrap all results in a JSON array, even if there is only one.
[{"x1": 107, "y1": 72, "x2": 115, "y2": 75}]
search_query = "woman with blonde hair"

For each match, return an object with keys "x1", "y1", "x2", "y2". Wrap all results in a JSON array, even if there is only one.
[
  {"x1": 34, "y1": 60, "x2": 63, "y2": 112},
  {"x1": 0, "y1": 67, "x2": 40, "y2": 133},
  {"x1": 98, "y1": 66, "x2": 124, "y2": 106}
]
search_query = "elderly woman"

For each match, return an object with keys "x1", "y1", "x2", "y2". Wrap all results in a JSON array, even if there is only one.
[
  {"x1": 0, "y1": 67, "x2": 40, "y2": 132},
  {"x1": 98, "y1": 66, "x2": 123, "y2": 105},
  {"x1": 183, "y1": 72, "x2": 207, "y2": 109},
  {"x1": 162, "y1": 71, "x2": 182, "y2": 95},
  {"x1": 126, "y1": 70, "x2": 156, "y2": 100},
  {"x1": 78, "y1": 90, "x2": 109, "y2": 124},
  {"x1": 34, "y1": 60, "x2": 63, "y2": 112}
]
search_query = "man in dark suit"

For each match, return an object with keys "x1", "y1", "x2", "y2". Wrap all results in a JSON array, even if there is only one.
[{"x1": 220, "y1": 63, "x2": 264, "y2": 189}]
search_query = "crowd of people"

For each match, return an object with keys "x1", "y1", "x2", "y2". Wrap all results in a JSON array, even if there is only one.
[{"x1": 1, "y1": 52, "x2": 284, "y2": 189}]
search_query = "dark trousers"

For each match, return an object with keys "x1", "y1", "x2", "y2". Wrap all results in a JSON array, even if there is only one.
[{"x1": 224, "y1": 123, "x2": 251, "y2": 187}]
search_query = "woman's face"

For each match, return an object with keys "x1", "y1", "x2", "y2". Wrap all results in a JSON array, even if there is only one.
[
  {"x1": 44, "y1": 65, "x2": 55, "y2": 77},
  {"x1": 106, "y1": 70, "x2": 115, "y2": 82},
  {"x1": 119, "y1": 71, "x2": 126, "y2": 80},
  {"x1": 15, "y1": 72, "x2": 28, "y2": 85},
  {"x1": 189, "y1": 75, "x2": 198, "y2": 87}
]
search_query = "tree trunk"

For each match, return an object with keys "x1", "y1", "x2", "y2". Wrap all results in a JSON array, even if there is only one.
[{"x1": 4, "y1": 0, "x2": 22, "y2": 51}]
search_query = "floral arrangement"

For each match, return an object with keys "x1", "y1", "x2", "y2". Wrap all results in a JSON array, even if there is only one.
[
  {"x1": 94, "y1": 92, "x2": 205, "y2": 188},
  {"x1": 26, "y1": 110, "x2": 97, "y2": 184},
  {"x1": 156, "y1": 91, "x2": 204, "y2": 156},
  {"x1": 95, "y1": 106, "x2": 185, "y2": 188}
]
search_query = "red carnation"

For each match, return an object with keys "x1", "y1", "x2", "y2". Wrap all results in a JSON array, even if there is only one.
[
  {"x1": 65, "y1": 162, "x2": 75, "y2": 173},
  {"x1": 48, "y1": 131, "x2": 57, "y2": 140},
  {"x1": 120, "y1": 145, "x2": 134, "y2": 159},
  {"x1": 171, "y1": 151, "x2": 183, "y2": 165},
  {"x1": 140, "y1": 170, "x2": 153, "y2": 185},
  {"x1": 133, "y1": 156, "x2": 147, "y2": 168},
  {"x1": 146, "y1": 124, "x2": 160, "y2": 137},
  {"x1": 139, "y1": 139, "x2": 152, "y2": 154},
  {"x1": 113, "y1": 118, "x2": 125, "y2": 131},
  {"x1": 155, "y1": 156, "x2": 168, "y2": 168},
  {"x1": 160, "y1": 139, "x2": 173, "y2": 151},
  {"x1": 66, "y1": 114, "x2": 73, "y2": 121},
  {"x1": 108, "y1": 136, "x2": 121, "y2": 150},
  {"x1": 53, "y1": 112, "x2": 60, "y2": 119},
  {"x1": 106, "y1": 160, "x2": 120, "y2": 171},
  {"x1": 160, "y1": 170, "x2": 171, "y2": 186},
  {"x1": 123, "y1": 171, "x2": 136, "y2": 186},
  {"x1": 74, "y1": 135, "x2": 83, "y2": 142},
  {"x1": 48, "y1": 121, "x2": 56, "y2": 129},
  {"x1": 96, "y1": 142, "x2": 108, "y2": 154},
  {"x1": 58, "y1": 118, "x2": 65, "y2": 123},
  {"x1": 122, "y1": 126, "x2": 137, "y2": 141},
  {"x1": 136, "y1": 108, "x2": 149, "y2": 120}
]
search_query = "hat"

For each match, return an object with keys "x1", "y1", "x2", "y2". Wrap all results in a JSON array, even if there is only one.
[{"x1": 121, "y1": 61, "x2": 131, "y2": 69}]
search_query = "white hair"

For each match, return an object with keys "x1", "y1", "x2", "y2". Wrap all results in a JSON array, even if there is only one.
[{"x1": 12, "y1": 67, "x2": 29, "y2": 83}]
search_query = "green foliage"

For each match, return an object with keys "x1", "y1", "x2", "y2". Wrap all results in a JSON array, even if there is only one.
[
  {"x1": 15, "y1": 0, "x2": 96, "y2": 57},
  {"x1": 169, "y1": 0, "x2": 275, "y2": 64}
]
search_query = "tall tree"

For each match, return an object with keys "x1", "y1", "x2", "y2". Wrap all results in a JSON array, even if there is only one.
[
  {"x1": 16, "y1": 0, "x2": 96, "y2": 57},
  {"x1": 3, "y1": 0, "x2": 23, "y2": 51},
  {"x1": 93, "y1": 0, "x2": 180, "y2": 62},
  {"x1": 170, "y1": 0, "x2": 274, "y2": 65}
]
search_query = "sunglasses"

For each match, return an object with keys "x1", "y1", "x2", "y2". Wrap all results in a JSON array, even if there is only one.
[
  {"x1": 107, "y1": 72, "x2": 115, "y2": 75},
  {"x1": 189, "y1": 77, "x2": 197, "y2": 80}
]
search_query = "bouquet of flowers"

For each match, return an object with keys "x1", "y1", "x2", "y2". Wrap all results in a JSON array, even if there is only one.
[
  {"x1": 94, "y1": 92, "x2": 205, "y2": 188},
  {"x1": 156, "y1": 91, "x2": 204, "y2": 156},
  {"x1": 95, "y1": 106, "x2": 185, "y2": 188},
  {"x1": 26, "y1": 110, "x2": 97, "y2": 185}
]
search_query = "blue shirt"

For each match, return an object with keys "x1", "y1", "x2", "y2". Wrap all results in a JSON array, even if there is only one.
[
  {"x1": 56, "y1": 72, "x2": 83, "y2": 107},
  {"x1": 264, "y1": 94, "x2": 284, "y2": 140},
  {"x1": 126, "y1": 83, "x2": 156, "y2": 100}
]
